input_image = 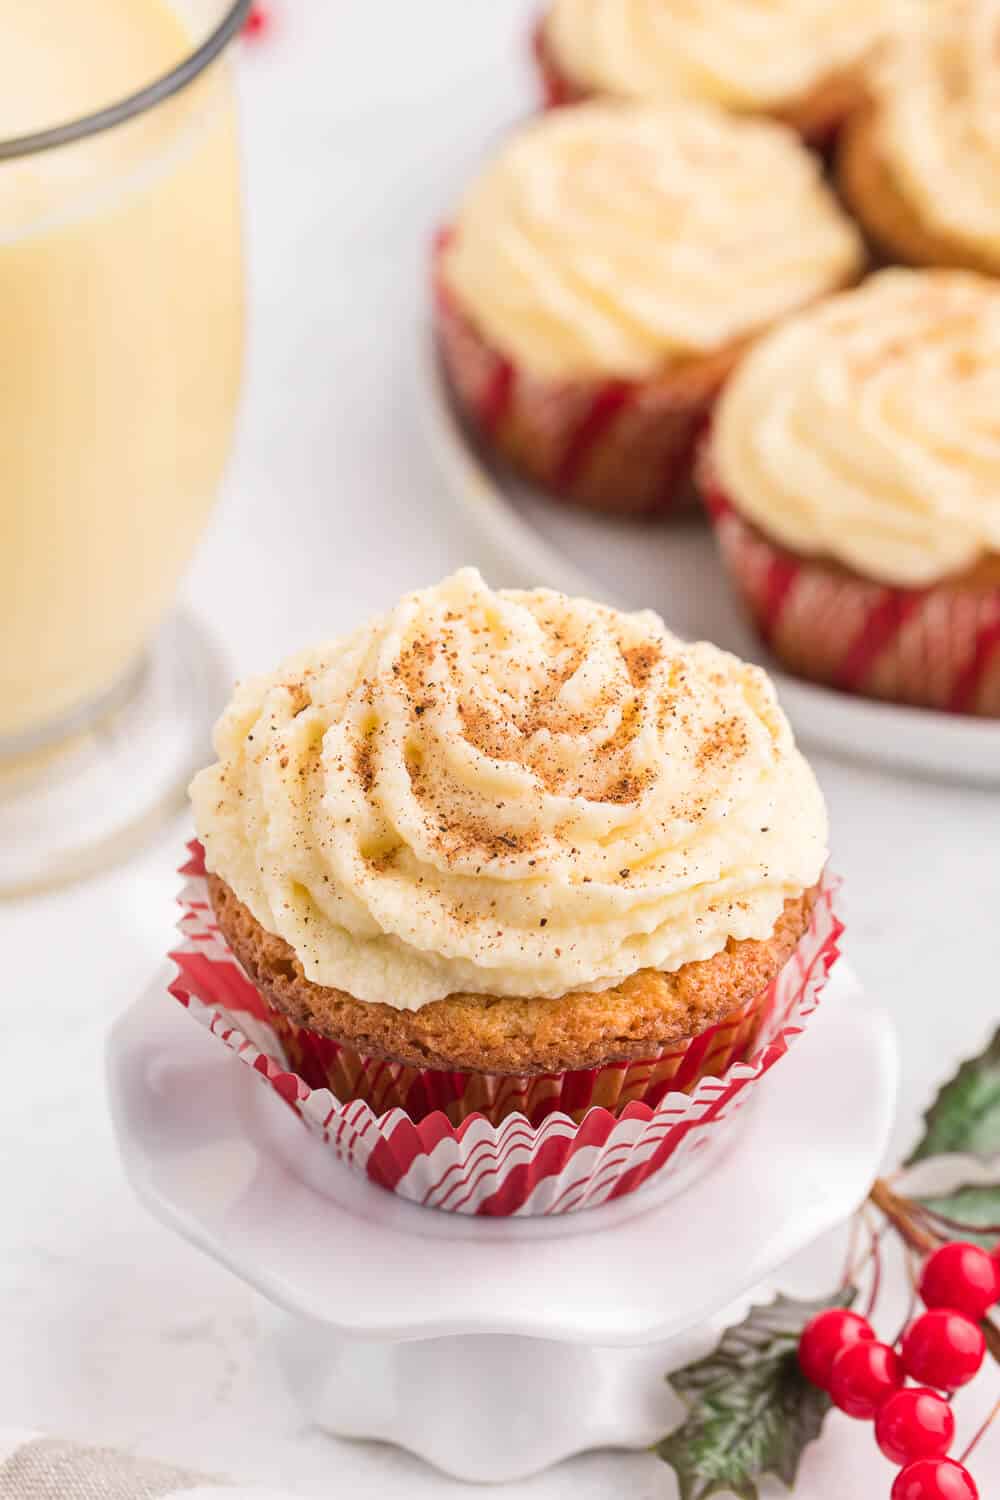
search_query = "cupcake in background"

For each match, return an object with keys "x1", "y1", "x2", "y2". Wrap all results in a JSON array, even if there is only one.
[
  {"x1": 838, "y1": 0, "x2": 1000, "y2": 276},
  {"x1": 435, "y1": 103, "x2": 864, "y2": 516},
  {"x1": 704, "y1": 270, "x2": 1000, "y2": 716},
  {"x1": 535, "y1": 0, "x2": 891, "y2": 143},
  {"x1": 188, "y1": 568, "x2": 831, "y2": 1131}
]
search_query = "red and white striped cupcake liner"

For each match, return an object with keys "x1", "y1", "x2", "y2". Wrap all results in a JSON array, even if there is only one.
[
  {"x1": 433, "y1": 230, "x2": 723, "y2": 517},
  {"x1": 703, "y1": 479, "x2": 1000, "y2": 717},
  {"x1": 532, "y1": 17, "x2": 588, "y2": 108},
  {"x1": 262, "y1": 979, "x2": 777, "y2": 1130},
  {"x1": 169, "y1": 843, "x2": 842, "y2": 1216}
]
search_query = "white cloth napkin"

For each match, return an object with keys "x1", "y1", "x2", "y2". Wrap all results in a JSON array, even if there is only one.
[{"x1": 0, "y1": 1433, "x2": 294, "y2": 1500}]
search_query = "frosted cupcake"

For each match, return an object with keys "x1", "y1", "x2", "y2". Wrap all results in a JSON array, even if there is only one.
[
  {"x1": 535, "y1": 0, "x2": 890, "y2": 143},
  {"x1": 705, "y1": 270, "x2": 1000, "y2": 716},
  {"x1": 189, "y1": 569, "x2": 831, "y2": 1128},
  {"x1": 435, "y1": 103, "x2": 864, "y2": 516},
  {"x1": 838, "y1": 0, "x2": 1000, "y2": 277}
]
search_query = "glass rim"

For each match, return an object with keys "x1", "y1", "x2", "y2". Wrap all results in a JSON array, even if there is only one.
[{"x1": 0, "y1": 0, "x2": 252, "y2": 162}]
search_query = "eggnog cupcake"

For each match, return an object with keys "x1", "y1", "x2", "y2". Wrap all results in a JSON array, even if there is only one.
[
  {"x1": 435, "y1": 103, "x2": 864, "y2": 516},
  {"x1": 705, "y1": 270, "x2": 1000, "y2": 715},
  {"x1": 190, "y1": 570, "x2": 830, "y2": 1126},
  {"x1": 838, "y1": 0, "x2": 1000, "y2": 276},
  {"x1": 535, "y1": 0, "x2": 891, "y2": 142}
]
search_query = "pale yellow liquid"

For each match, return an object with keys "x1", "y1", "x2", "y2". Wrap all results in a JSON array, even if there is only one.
[{"x1": 0, "y1": 0, "x2": 243, "y2": 740}]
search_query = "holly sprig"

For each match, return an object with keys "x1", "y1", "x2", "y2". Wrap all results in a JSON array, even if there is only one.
[
  {"x1": 657, "y1": 1025, "x2": 1000, "y2": 1498},
  {"x1": 654, "y1": 1290, "x2": 855, "y2": 1500}
]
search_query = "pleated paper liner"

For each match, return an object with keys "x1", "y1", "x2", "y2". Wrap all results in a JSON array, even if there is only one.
[
  {"x1": 703, "y1": 477, "x2": 1000, "y2": 717},
  {"x1": 265, "y1": 981, "x2": 776, "y2": 1129},
  {"x1": 170, "y1": 843, "x2": 843, "y2": 1216},
  {"x1": 432, "y1": 229, "x2": 722, "y2": 517},
  {"x1": 531, "y1": 17, "x2": 588, "y2": 108}
]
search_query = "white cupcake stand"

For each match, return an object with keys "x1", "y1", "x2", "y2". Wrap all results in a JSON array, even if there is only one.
[{"x1": 108, "y1": 968, "x2": 896, "y2": 1483}]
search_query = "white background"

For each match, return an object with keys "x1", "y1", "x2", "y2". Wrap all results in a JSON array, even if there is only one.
[{"x1": 2, "y1": 2, "x2": 998, "y2": 1495}]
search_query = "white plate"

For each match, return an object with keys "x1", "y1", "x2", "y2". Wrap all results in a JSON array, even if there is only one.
[
  {"x1": 107, "y1": 967, "x2": 895, "y2": 1480},
  {"x1": 420, "y1": 341, "x2": 1000, "y2": 784},
  {"x1": 108, "y1": 964, "x2": 893, "y2": 1348}
]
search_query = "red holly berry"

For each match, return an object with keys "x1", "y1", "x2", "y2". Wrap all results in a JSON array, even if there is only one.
[
  {"x1": 876, "y1": 1387, "x2": 956, "y2": 1465},
  {"x1": 890, "y1": 1457, "x2": 979, "y2": 1500},
  {"x1": 829, "y1": 1339, "x2": 903, "y2": 1419},
  {"x1": 244, "y1": 4, "x2": 269, "y2": 38},
  {"x1": 919, "y1": 1243, "x2": 1000, "y2": 1321},
  {"x1": 901, "y1": 1309, "x2": 986, "y2": 1391},
  {"x1": 798, "y1": 1308, "x2": 875, "y2": 1390}
]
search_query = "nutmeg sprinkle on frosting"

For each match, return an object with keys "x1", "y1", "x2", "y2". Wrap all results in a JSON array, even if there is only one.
[{"x1": 190, "y1": 569, "x2": 827, "y2": 1008}]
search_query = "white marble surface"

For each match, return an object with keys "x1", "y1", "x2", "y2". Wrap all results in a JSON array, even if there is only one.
[{"x1": 2, "y1": 2, "x2": 998, "y2": 1495}]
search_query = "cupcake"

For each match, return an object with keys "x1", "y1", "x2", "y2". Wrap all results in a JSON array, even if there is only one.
[
  {"x1": 188, "y1": 568, "x2": 831, "y2": 1137},
  {"x1": 535, "y1": 0, "x2": 890, "y2": 143},
  {"x1": 704, "y1": 270, "x2": 1000, "y2": 716},
  {"x1": 435, "y1": 103, "x2": 864, "y2": 516},
  {"x1": 838, "y1": 0, "x2": 1000, "y2": 277}
]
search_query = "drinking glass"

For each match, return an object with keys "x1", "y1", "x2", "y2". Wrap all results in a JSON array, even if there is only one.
[{"x1": 0, "y1": 0, "x2": 249, "y2": 893}]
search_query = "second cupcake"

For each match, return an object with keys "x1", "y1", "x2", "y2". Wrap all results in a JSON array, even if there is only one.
[
  {"x1": 435, "y1": 103, "x2": 864, "y2": 516},
  {"x1": 704, "y1": 270, "x2": 1000, "y2": 716}
]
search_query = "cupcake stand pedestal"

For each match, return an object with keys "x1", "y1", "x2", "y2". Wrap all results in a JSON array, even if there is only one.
[{"x1": 108, "y1": 968, "x2": 896, "y2": 1484}]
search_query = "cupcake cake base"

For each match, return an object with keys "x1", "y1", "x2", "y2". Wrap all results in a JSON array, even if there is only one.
[
  {"x1": 208, "y1": 867, "x2": 816, "y2": 1126},
  {"x1": 170, "y1": 844, "x2": 842, "y2": 1215}
]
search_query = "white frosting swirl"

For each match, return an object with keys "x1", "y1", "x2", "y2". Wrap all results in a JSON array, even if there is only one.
[
  {"x1": 712, "y1": 270, "x2": 1000, "y2": 587},
  {"x1": 441, "y1": 103, "x2": 864, "y2": 380},
  {"x1": 872, "y1": 0, "x2": 1000, "y2": 267},
  {"x1": 191, "y1": 570, "x2": 827, "y2": 1009},
  {"x1": 544, "y1": 0, "x2": 890, "y2": 110}
]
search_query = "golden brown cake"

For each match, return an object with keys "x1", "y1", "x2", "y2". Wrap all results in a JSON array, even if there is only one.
[
  {"x1": 705, "y1": 271, "x2": 1000, "y2": 715},
  {"x1": 208, "y1": 870, "x2": 816, "y2": 1074},
  {"x1": 435, "y1": 103, "x2": 864, "y2": 516},
  {"x1": 535, "y1": 0, "x2": 889, "y2": 143},
  {"x1": 837, "y1": 0, "x2": 1000, "y2": 276},
  {"x1": 189, "y1": 571, "x2": 829, "y2": 1122}
]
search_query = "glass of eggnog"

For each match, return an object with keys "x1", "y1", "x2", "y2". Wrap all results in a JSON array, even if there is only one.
[{"x1": 0, "y1": 0, "x2": 247, "y2": 893}]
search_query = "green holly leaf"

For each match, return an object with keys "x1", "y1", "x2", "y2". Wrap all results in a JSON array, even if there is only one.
[
  {"x1": 907, "y1": 1027, "x2": 1000, "y2": 1164},
  {"x1": 915, "y1": 1183, "x2": 1000, "y2": 1249},
  {"x1": 655, "y1": 1288, "x2": 854, "y2": 1500}
]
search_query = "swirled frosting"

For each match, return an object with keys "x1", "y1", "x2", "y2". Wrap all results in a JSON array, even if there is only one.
[
  {"x1": 543, "y1": 0, "x2": 889, "y2": 111},
  {"x1": 191, "y1": 570, "x2": 827, "y2": 1008},
  {"x1": 873, "y1": 0, "x2": 1000, "y2": 267},
  {"x1": 441, "y1": 103, "x2": 863, "y2": 380},
  {"x1": 712, "y1": 270, "x2": 1000, "y2": 586}
]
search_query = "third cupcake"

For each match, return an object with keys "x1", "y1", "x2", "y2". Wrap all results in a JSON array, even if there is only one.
[
  {"x1": 704, "y1": 269, "x2": 1000, "y2": 716},
  {"x1": 535, "y1": 0, "x2": 891, "y2": 144},
  {"x1": 435, "y1": 102, "x2": 863, "y2": 516},
  {"x1": 838, "y1": 0, "x2": 1000, "y2": 278}
]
